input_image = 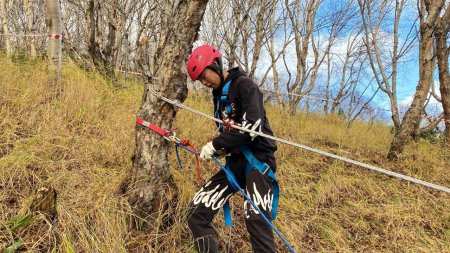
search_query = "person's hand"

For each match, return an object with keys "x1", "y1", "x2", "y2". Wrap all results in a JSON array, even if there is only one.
[{"x1": 200, "y1": 142, "x2": 216, "y2": 160}]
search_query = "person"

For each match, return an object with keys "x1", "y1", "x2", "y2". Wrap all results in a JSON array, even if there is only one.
[{"x1": 185, "y1": 44, "x2": 278, "y2": 253}]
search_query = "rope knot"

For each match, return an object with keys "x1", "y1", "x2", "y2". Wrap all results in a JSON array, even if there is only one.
[{"x1": 222, "y1": 118, "x2": 236, "y2": 131}]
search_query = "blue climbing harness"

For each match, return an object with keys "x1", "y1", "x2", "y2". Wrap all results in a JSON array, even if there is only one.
[
  {"x1": 222, "y1": 147, "x2": 280, "y2": 226},
  {"x1": 214, "y1": 80, "x2": 233, "y2": 129},
  {"x1": 215, "y1": 80, "x2": 279, "y2": 227}
]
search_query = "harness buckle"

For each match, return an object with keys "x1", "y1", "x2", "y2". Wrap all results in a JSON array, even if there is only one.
[{"x1": 262, "y1": 163, "x2": 271, "y2": 175}]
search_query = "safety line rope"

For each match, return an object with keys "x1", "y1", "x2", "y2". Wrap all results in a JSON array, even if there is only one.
[
  {"x1": 147, "y1": 86, "x2": 450, "y2": 194},
  {"x1": 0, "y1": 33, "x2": 61, "y2": 38}
]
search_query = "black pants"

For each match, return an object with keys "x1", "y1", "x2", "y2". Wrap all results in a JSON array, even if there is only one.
[{"x1": 188, "y1": 155, "x2": 276, "y2": 253}]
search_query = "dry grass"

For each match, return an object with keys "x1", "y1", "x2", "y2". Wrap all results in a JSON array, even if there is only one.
[{"x1": 0, "y1": 57, "x2": 449, "y2": 252}]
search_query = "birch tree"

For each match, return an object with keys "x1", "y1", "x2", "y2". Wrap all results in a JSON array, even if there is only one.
[
  {"x1": 45, "y1": 0, "x2": 62, "y2": 87},
  {"x1": 265, "y1": 2, "x2": 293, "y2": 106},
  {"x1": 124, "y1": 0, "x2": 209, "y2": 229},
  {"x1": 358, "y1": 0, "x2": 417, "y2": 131},
  {"x1": 324, "y1": 2, "x2": 362, "y2": 114},
  {"x1": 247, "y1": 0, "x2": 277, "y2": 79},
  {"x1": 433, "y1": 4, "x2": 450, "y2": 146},
  {"x1": 328, "y1": 30, "x2": 365, "y2": 114},
  {"x1": 284, "y1": 0, "x2": 320, "y2": 114},
  {"x1": 388, "y1": 0, "x2": 448, "y2": 159},
  {"x1": 285, "y1": 0, "x2": 358, "y2": 114},
  {"x1": 24, "y1": 0, "x2": 36, "y2": 57},
  {"x1": 1, "y1": 0, "x2": 11, "y2": 56},
  {"x1": 202, "y1": 0, "x2": 253, "y2": 68}
]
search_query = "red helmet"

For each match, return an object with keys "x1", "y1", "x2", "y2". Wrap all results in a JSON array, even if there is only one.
[{"x1": 186, "y1": 45, "x2": 222, "y2": 81}]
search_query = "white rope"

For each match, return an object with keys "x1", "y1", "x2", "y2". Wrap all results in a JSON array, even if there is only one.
[
  {"x1": 148, "y1": 86, "x2": 450, "y2": 194},
  {"x1": 0, "y1": 33, "x2": 48, "y2": 37}
]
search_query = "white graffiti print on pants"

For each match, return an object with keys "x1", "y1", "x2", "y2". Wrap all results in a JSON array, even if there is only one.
[
  {"x1": 244, "y1": 182, "x2": 273, "y2": 218},
  {"x1": 193, "y1": 181, "x2": 231, "y2": 211}
]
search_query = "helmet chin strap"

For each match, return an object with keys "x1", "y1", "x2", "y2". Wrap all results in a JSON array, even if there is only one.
[{"x1": 208, "y1": 58, "x2": 225, "y2": 86}]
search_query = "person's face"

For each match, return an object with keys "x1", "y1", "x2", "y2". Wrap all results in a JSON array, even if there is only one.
[{"x1": 198, "y1": 68, "x2": 221, "y2": 89}]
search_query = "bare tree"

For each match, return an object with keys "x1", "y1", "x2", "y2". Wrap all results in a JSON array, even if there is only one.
[
  {"x1": 84, "y1": 0, "x2": 120, "y2": 83},
  {"x1": 24, "y1": 0, "x2": 36, "y2": 57},
  {"x1": 388, "y1": 0, "x2": 447, "y2": 160},
  {"x1": 265, "y1": 2, "x2": 293, "y2": 106},
  {"x1": 200, "y1": 0, "x2": 227, "y2": 49},
  {"x1": 229, "y1": 0, "x2": 251, "y2": 68},
  {"x1": 202, "y1": 0, "x2": 254, "y2": 69},
  {"x1": 0, "y1": 0, "x2": 47, "y2": 56},
  {"x1": 61, "y1": 0, "x2": 143, "y2": 84},
  {"x1": 285, "y1": 0, "x2": 358, "y2": 115},
  {"x1": 247, "y1": 0, "x2": 276, "y2": 78},
  {"x1": 45, "y1": 0, "x2": 62, "y2": 87},
  {"x1": 358, "y1": 0, "x2": 417, "y2": 130},
  {"x1": 1, "y1": 0, "x2": 11, "y2": 56},
  {"x1": 329, "y1": 24, "x2": 364, "y2": 114},
  {"x1": 134, "y1": 1, "x2": 160, "y2": 72},
  {"x1": 124, "y1": 0, "x2": 209, "y2": 229},
  {"x1": 284, "y1": 0, "x2": 320, "y2": 114}
]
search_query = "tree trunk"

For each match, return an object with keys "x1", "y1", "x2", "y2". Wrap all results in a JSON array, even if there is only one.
[
  {"x1": 331, "y1": 48, "x2": 351, "y2": 114},
  {"x1": 45, "y1": 0, "x2": 62, "y2": 88},
  {"x1": 226, "y1": 0, "x2": 243, "y2": 69},
  {"x1": 125, "y1": 0, "x2": 209, "y2": 230},
  {"x1": 1, "y1": 0, "x2": 11, "y2": 57},
  {"x1": 104, "y1": 0, "x2": 120, "y2": 86},
  {"x1": 387, "y1": 0, "x2": 443, "y2": 160},
  {"x1": 85, "y1": 0, "x2": 105, "y2": 70},
  {"x1": 267, "y1": 2, "x2": 283, "y2": 106},
  {"x1": 434, "y1": 14, "x2": 450, "y2": 147},
  {"x1": 249, "y1": 2, "x2": 270, "y2": 79},
  {"x1": 85, "y1": 0, "x2": 96, "y2": 66},
  {"x1": 324, "y1": 53, "x2": 331, "y2": 114},
  {"x1": 124, "y1": 33, "x2": 129, "y2": 87},
  {"x1": 24, "y1": 0, "x2": 36, "y2": 58}
]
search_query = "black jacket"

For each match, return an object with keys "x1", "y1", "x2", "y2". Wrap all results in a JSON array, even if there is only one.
[{"x1": 211, "y1": 67, "x2": 277, "y2": 170}]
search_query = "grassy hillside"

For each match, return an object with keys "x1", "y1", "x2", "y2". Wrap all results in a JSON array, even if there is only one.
[{"x1": 0, "y1": 57, "x2": 449, "y2": 252}]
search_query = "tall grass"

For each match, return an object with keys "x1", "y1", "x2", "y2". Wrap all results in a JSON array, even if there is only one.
[{"x1": 0, "y1": 57, "x2": 449, "y2": 252}]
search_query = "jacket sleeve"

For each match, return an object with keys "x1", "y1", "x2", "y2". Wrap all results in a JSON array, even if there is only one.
[{"x1": 212, "y1": 77, "x2": 264, "y2": 150}]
